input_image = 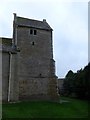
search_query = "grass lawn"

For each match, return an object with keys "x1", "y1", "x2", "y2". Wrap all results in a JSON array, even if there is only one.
[{"x1": 2, "y1": 97, "x2": 88, "y2": 119}]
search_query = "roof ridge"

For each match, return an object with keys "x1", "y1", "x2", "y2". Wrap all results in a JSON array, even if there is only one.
[{"x1": 17, "y1": 16, "x2": 43, "y2": 23}]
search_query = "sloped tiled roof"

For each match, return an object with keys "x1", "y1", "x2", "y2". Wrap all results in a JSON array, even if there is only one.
[{"x1": 17, "y1": 16, "x2": 52, "y2": 31}]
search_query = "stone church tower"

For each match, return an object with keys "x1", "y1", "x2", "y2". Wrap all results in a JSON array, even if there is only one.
[{"x1": 1, "y1": 13, "x2": 59, "y2": 102}]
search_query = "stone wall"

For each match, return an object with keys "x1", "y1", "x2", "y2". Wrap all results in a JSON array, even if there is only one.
[
  {"x1": 58, "y1": 78, "x2": 64, "y2": 94},
  {"x1": 2, "y1": 52, "x2": 10, "y2": 102},
  {"x1": 9, "y1": 53, "x2": 19, "y2": 102},
  {"x1": 0, "y1": 37, "x2": 12, "y2": 102},
  {"x1": 15, "y1": 24, "x2": 59, "y2": 101},
  {"x1": 0, "y1": 57, "x2": 2, "y2": 101},
  {"x1": 19, "y1": 78, "x2": 49, "y2": 100}
]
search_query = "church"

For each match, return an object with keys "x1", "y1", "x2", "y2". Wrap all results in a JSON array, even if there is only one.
[{"x1": 0, "y1": 13, "x2": 59, "y2": 102}]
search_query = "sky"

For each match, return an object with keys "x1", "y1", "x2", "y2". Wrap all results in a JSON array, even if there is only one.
[{"x1": 0, "y1": 0, "x2": 88, "y2": 78}]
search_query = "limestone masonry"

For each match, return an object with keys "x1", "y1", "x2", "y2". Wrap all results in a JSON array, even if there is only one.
[{"x1": 0, "y1": 13, "x2": 59, "y2": 102}]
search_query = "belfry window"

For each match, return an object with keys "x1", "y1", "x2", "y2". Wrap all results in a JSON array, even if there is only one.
[
  {"x1": 30, "y1": 29, "x2": 37, "y2": 35},
  {"x1": 30, "y1": 29, "x2": 33, "y2": 34},
  {"x1": 34, "y1": 30, "x2": 37, "y2": 35}
]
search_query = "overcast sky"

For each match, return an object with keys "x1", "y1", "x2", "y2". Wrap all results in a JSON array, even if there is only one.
[{"x1": 0, "y1": 0, "x2": 88, "y2": 78}]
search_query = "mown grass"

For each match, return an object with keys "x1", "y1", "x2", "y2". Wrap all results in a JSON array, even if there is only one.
[{"x1": 2, "y1": 97, "x2": 88, "y2": 119}]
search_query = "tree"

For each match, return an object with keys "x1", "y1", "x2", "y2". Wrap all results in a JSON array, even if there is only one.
[
  {"x1": 63, "y1": 70, "x2": 74, "y2": 96},
  {"x1": 63, "y1": 63, "x2": 89, "y2": 100}
]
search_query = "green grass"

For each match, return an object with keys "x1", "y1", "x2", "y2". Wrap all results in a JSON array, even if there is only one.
[{"x1": 2, "y1": 97, "x2": 88, "y2": 119}]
